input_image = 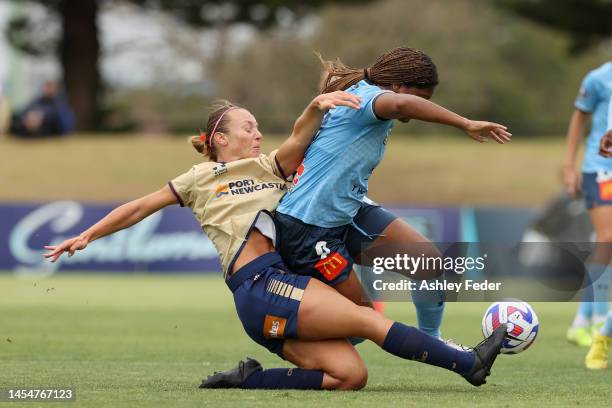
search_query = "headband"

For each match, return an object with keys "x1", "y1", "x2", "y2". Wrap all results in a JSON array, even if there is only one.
[{"x1": 204, "y1": 106, "x2": 238, "y2": 149}]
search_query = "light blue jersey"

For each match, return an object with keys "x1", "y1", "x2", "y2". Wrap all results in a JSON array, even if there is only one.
[
  {"x1": 277, "y1": 80, "x2": 394, "y2": 227},
  {"x1": 608, "y1": 96, "x2": 612, "y2": 132},
  {"x1": 575, "y1": 62, "x2": 612, "y2": 172}
]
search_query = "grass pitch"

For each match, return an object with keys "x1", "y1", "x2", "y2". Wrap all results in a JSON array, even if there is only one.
[{"x1": 1, "y1": 273, "x2": 610, "y2": 408}]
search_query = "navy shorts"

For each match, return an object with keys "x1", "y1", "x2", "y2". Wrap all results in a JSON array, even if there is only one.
[
  {"x1": 274, "y1": 203, "x2": 398, "y2": 285},
  {"x1": 227, "y1": 252, "x2": 311, "y2": 358},
  {"x1": 583, "y1": 172, "x2": 612, "y2": 209},
  {"x1": 346, "y1": 203, "x2": 398, "y2": 259}
]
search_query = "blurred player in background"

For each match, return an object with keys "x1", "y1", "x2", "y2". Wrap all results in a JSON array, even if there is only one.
[
  {"x1": 584, "y1": 99, "x2": 612, "y2": 370},
  {"x1": 10, "y1": 80, "x2": 74, "y2": 138},
  {"x1": 275, "y1": 47, "x2": 511, "y2": 339},
  {"x1": 44, "y1": 91, "x2": 508, "y2": 390},
  {"x1": 563, "y1": 61, "x2": 612, "y2": 347}
]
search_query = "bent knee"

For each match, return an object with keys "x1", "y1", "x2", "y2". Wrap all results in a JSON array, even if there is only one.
[{"x1": 327, "y1": 363, "x2": 368, "y2": 390}]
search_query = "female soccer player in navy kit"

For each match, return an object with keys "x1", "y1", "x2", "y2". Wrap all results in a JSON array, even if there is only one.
[
  {"x1": 44, "y1": 91, "x2": 507, "y2": 390},
  {"x1": 275, "y1": 47, "x2": 512, "y2": 338}
]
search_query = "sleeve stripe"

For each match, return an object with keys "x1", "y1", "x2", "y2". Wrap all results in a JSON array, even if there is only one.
[
  {"x1": 371, "y1": 91, "x2": 393, "y2": 121},
  {"x1": 274, "y1": 155, "x2": 289, "y2": 181},
  {"x1": 167, "y1": 181, "x2": 184, "y2": 207}
]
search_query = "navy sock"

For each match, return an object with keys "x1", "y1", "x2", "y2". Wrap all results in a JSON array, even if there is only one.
[
  {"x1": 382, "y1": 322, "x2": 474, "y2": 375},
  {"x1": 242, "y1": 368, "x2": 323, "y2": 390}
]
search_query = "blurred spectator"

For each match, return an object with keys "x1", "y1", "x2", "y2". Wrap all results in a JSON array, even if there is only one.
[
  {"x1": 0, "y1": 83, "x2": 9, "y2": 136},
  {"x1": 10, "y1": 81, "x2": 74, "y2": 138}
]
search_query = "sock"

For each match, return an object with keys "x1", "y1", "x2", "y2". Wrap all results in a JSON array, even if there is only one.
[
  {"x1": 572, "y1": 302, "x2": 592, "y2": 327},
  {"x1": 590, "y1": 264, "x2": 610, "y2": 318},
  {"x1": 242, "y1": 368, "x2": 323, "y2": 390},
  {"x1": 601, "y1": 310, "x2": 612, "y2": 338},
  {"x1": 414, "y1": 301, "x2": 445, "y2": 338},
  {"x1": 382, "y1": 321, "x2": 474, "y2": 375}
]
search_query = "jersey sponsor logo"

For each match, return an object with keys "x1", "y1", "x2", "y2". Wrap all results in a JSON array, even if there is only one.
[
  {"x1": 263, "y1": 315, "x2": 287, "y2": 339},
  {"x1": 314, "y1": 252, "x2": 348, "y2": 281},
  {"x1": 213, "y1": 184, "x2": 229, "y2": 199},
  {"x1": 212, "y1": 163, "x2": 227, "y2": 177},
  {"x1": 315, "y1": 241, "x2": 331, "y2": 259},
  {"x1": 213, "y1": 179, "x2": 287, "y2": 200},
  {"x1": 289, "y1": 163, "x2": 305, "y2": 192}
]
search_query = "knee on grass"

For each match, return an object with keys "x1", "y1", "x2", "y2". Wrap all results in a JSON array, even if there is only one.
[{"x1": 325, "y1": 360, "x2": 368, "y2": 390}]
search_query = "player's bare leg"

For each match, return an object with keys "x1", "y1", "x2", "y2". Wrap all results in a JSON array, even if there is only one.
[
  {"x1": 295, "y1": 277, "x2": 506, "y2": 386},
  {"x1": 359, "y1": 217, "x2": 445, "y2": 337},
  {"x1": 283, "y1": 339, "x2": 368, "y2": 390},
  {"x1": 332, "y1": 269, "x2": 374, "y2": 308}
]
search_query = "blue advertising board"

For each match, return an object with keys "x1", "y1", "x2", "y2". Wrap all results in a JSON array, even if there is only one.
[{"x1": 1, "y1": 201, "x2": 542, "y2": 275}]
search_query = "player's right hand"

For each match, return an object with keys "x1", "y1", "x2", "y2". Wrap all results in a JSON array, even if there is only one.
[
  {"x1": 463, "y1": 120, "x2": 512, "y2": 144},
  {"x1": 43, "y1": 235, "x2": 89, "y2": 263},
  {"x1": 562, "y1": 166, "x2": 580, "y2": 199},
  {"x1": 599, "y1": 130, "x2": 612, "y2": 158}
]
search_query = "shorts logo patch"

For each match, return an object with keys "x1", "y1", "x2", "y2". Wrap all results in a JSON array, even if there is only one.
[
  {"x1": 314, "y1": 252, "x2": 348, "y2": 281},
  {"x1": 599, "y1": 179, "x2": 612, "y2": 200},
  {"x1": 263, "y1": 315, "x2": 287, "y2": 339}
]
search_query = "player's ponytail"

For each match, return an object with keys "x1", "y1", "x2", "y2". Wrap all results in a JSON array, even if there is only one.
[
  {"x1": 318, "y1": 47, "x2": 438, "y2": 94},
  {"x1": 317, "y1": 52, "x2": 365, "y2": 94}
]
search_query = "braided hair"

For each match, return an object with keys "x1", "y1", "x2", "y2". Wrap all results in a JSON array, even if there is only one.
[{"x1": 319, "y1": 47, "x2": 438, "y2": 94}]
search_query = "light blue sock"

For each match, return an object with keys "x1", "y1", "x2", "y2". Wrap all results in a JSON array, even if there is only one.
[
  {"x1": 577, "y1": 301, "x2": 593, "y2": 320},
  {"x1": 600, "y1": 310, "x2": 612, "y2": 338},
  {"x1": 588, "y1": 264, "x2": 610, "y2": 318},
  {"x1": 413, "y1": 277, "x2": 445, "y2": 337},
  {"x1": 414, "y1": 301, "x2": 445, "y2": 338}
]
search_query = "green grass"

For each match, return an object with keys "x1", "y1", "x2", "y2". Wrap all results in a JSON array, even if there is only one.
[
  {"x1": 0, "y1": 134, "x2": 579, "y2": 206},
  {"x1": 1, "y1": 273, "x2": 610, "y2": 407}
]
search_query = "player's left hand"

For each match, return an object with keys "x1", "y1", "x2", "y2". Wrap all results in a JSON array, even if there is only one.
[
  {"x1": 599, "y1": 130, "x2": 612, "y2": 158},
  {"x1": 313, "y1": 91, "x2": 361, "y2": 111},
  {"x1": 463, "y1": 120, "x2": 512, "y2": 144},
  {"x1": 43, "y1": 235, "x2": 89, "y2": 263}
]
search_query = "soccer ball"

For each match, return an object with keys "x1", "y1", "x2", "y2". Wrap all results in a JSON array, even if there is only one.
[{"x1": 482, "y1": 300, "x2": 539, "y2": 354}]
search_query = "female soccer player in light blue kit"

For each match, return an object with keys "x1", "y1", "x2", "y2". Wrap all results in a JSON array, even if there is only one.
[
  {"x1": 584, "y1": 94, "x2": 612, "y2": 370},
  {"x1": 563, "y1": 61, "x2": 612, "y2": 349},
  {"x1": 275, "y1": 47, "x2": 511, "y2": 338}
]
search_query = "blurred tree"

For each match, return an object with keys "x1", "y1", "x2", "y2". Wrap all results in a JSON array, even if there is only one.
[
  {"x1": 497, "y1": 0, "x2": 612, "y2": 53},
  {"x1": 4, "y1": 0, "x2": 371, "y2": 131},
  {"x1": 214, "y1": 0, "x2": 611, "y2": 135}
]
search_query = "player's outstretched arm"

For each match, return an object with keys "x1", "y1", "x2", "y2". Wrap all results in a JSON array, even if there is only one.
[
  {"x1": 43, "y1": 185, "x2": 179, "y2": 262},
  {"x1": 276, "y1": 91, "x2": 361, "y2": 175},
  {"x1": 373, "y1": 92, "x2": 512, "y2": 144}
]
